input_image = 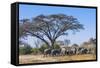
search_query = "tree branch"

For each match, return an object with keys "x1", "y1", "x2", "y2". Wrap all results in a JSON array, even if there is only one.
[{"x1": 26, "y1": 30, "x2": 50, "y2": 47}]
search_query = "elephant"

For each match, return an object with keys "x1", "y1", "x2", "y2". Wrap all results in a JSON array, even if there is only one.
[
  {"x1": 77, "y1": 47, "x2": 88, "y2": 54},
  {"x1": 51, "y1": 49, "x2": 61, "y2": 56},
  {"x1": 60, "y1": 47, "x2": 66, "y2": 56},
  {"x1": 43, "y1": 48, "x2": 52, "y2": 57}
]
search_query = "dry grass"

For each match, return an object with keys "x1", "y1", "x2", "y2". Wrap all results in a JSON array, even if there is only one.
[{"x1": 19, "y1": 54, "x2": 96, "y2": 64}]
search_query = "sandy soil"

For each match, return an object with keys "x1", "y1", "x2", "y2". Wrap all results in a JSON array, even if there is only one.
[{"x1": 19, "y1": 54, "x2": 96, "y2": 64}]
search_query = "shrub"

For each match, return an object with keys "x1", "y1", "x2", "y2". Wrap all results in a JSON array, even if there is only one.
[
  {"x1": 53, "y1": 44, "x2": 60, "y2": 49},
  {"x1": 19, "y1": 44, "x2": 32, "y2": 55},
  {"x1": 39, "y1": 44, "x2": 48, "y2": 53},
  {"x1": 31, "y1": 48, "x2": 40, "y2": 54}
]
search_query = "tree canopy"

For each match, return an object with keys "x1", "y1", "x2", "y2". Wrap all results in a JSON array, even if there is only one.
[{"x1": 19, "y1": 14, "x2": 84, "y2": 48}]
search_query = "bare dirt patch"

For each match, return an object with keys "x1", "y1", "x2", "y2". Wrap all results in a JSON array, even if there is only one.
[{"x1": 19, "y1": 54, "x2": 96, "y2": 64}]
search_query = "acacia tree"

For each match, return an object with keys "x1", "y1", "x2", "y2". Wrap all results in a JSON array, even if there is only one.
[{"x1": 19, "y1": 14, "x2": 84, "y2": 48}]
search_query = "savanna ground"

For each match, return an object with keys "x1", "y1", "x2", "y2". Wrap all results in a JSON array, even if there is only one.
[{"x1": 19, "y1": 54, "x2": 96, "y2": 64}]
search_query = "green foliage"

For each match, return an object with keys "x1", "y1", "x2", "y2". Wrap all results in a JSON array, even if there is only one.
[
  {"x1": 19, "y1": 44, "x2": 32, "y2": 55},
  {"x1": 31, "y1": 48, "x2": 39, "y2": 54},
  {"x1": 53, "y1": 43, "x2": 60, "y2": 49},
  {"x1": 39, "y1": 44, "x2": 48, "y2": 53},
  {"x1": 39, "y1": 43, "x2": 60, "y2": 53},
  {"x1": 19, "y1": 47, "x2": 25, "y2": 55}
]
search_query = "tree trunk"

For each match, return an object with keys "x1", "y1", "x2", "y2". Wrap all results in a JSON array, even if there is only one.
[{"x1": 51, "y1": 40, "x2": 55, "y2": 49}]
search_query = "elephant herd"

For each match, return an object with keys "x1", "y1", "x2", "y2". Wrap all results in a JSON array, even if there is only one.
[{"x1": 43, "y1": 47, "x2": 94, "y2": 57}]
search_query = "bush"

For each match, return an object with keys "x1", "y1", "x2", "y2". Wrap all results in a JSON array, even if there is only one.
[
  {"x1": 19, "y1": 45, "x2": 32, "y2": 55},
  {"x1": 39, "y1": 44, "x2": 48, "y2": 53},
  {"x1": 31, "y1": 48, "x2": 40, "y2": 54},
  {"x1": 39, "y1": 43, "x2": 60, "y2": 53},
  {"x1": 53, "y1": 44, "x2": 60, "y2": 49}
]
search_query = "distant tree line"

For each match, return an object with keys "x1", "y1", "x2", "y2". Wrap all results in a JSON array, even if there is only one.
[
  {"x1": 19, "y1": 42, "x2": 60, "y2": 55},
  {"x1": 19, "y1": 38, "x2": 96, "y2": 55}
]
